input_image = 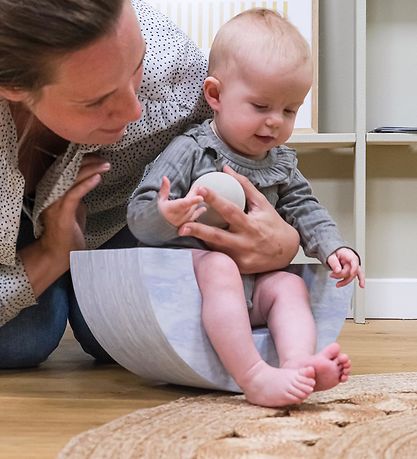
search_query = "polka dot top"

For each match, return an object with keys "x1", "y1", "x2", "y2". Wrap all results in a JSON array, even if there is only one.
[{"x1": 0, "y1": 0, "x2": 212, "y2": 326}]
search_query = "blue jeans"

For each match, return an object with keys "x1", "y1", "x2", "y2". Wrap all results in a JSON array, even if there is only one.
[{"x1": 0, "y1": 213, "x2": 137, "y2": 368}]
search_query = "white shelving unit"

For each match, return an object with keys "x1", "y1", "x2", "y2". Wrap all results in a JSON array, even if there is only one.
[
  {"x1": 352, "y1": 0, "x2": 367, "y2": 323},
  {"x1": 296, "y1": 0, "x2": 417, "y2": 322},
  {"x1": 365, "y1": 0, "x2": 417, "y2": 320}
]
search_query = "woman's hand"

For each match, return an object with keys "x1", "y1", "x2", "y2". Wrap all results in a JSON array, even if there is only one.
[
  {"x1": 19, "y1": 155, "x2": 110, "y2": 297},
  {"x1": 40, "y1": 155, "x2": 110, "y2": 255},
  {"x1": 178, "y1": 165, "x2": 300, "y2": 274}
]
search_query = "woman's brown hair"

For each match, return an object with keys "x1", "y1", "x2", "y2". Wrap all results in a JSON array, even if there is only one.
[{"x1": 0, "y1": 0, "x2": 125, "y2": 93}]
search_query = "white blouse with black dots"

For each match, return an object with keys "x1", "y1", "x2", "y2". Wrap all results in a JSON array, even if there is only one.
[{"x1": 0, "y1": 0, "x2": 211, "y2": 326}]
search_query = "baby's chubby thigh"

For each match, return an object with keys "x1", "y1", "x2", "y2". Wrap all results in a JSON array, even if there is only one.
[{"x1": 191, "y1": 248, "x2": 243, "y2": 294}]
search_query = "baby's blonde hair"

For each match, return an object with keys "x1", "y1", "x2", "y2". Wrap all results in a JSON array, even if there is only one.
[{"x1": 208, "y1": 8, "x2": 311, "y2": 77}]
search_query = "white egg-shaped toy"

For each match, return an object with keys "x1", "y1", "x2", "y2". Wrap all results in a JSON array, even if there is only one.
[{"x1": 191, "y1": 172, "x2": 246, "y2": 228}]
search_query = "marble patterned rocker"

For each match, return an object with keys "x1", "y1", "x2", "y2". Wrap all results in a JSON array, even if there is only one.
[{"x1": 70, "y1": 247, "x2": 352, "y2": 393}]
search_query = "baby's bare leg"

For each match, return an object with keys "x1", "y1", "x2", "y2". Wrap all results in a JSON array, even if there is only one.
[
  {"x1": 193, "y1": 250, "x2": 315, "y2": 407},
  {"x1": 251, "y1": 271, "x2": 350, "y2": 392}
]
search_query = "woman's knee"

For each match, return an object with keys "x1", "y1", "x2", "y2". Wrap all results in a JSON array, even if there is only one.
[
  {"x1": 0, "y1": 304, "x2": 68, "y2": 368},
  {"x1": 0, "y1": 274, "x2": 70, "y2": 369},
  {"x1": 0, "y1": 329, "x2": 65, "y2": 369}
]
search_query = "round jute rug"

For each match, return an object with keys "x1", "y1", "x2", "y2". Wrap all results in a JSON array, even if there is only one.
[{"x1": 58, "y1": 372, "x2": 417, "y2": 459}]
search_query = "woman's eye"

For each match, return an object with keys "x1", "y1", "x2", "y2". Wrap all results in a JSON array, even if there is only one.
[{"x1": 86, "y1": 99, "x2": 106, "y2": 109}]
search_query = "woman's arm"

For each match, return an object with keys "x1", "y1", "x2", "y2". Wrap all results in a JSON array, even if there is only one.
[
  {"x1": 178, "y1": 166, "x2": 300, "y2": 274},
  {"x1": 20, "y1": 157, "x2": 110, "y2": 298},
  {"x1": 1, "y1": 167, "x2": 99, "y2": 327}
]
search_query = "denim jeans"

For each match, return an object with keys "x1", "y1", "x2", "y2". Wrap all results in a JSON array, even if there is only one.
[{"x1": 0, "y1": 212, "x2": 137, "y2": 368}]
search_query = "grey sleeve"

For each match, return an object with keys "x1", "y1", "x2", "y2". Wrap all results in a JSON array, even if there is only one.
[
  {"x1": 277, "y1": 169, "x2": 346, "y2": 265},
  {"x1": 127, "y1": 136, "x2": 202, "y2": 246}
]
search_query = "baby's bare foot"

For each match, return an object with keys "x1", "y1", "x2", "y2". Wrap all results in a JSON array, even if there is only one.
[
  {"x1": 283, "y1": 342, "x2": 351, "y2": 391},
  {"x1": 338, "y1": 351, "x2": 351, "y2": 383},
  {"x1": 240, "y1": 361, "x2": 315, "y2": 408}
]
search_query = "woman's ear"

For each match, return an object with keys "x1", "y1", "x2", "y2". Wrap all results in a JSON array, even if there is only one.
[
  {"x1": 0, "y1": 87, "x2": 29, "y2": 102},
  {"x1": 203, "y1": 76, "x2": 221, "y2": 111}
]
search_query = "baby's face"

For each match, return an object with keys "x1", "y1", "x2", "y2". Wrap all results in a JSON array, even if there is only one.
[{"x1": 213, "y1": 58, "x2": 312, "y2": 159}]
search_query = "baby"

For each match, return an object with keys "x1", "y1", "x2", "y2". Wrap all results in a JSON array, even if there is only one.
[{"x1": 128, "y1": 8, "x2": 364, "y2": 407}]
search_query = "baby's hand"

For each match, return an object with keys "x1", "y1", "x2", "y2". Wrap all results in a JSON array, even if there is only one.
[
  {"x1": 327, "y1": 248, "x2": 365, "y2": 288},
  {"x1": 158, "y1": 176, "x2": 206, "y2": 228}
]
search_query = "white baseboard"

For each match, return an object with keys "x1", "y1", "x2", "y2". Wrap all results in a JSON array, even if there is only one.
[{"x1": 347, "y1": 278, "x2": 417, "y2": 319}]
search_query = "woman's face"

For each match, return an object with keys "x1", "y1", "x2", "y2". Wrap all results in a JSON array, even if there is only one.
[{"x1": 19, "y1": 1, "x2": 145, "y2": 145}]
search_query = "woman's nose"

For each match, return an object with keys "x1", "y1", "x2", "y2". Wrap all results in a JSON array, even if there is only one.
[
  {"x1": 111, "y1": 88, "x2": 142, "y2": 124},
  {"x1": 123, "y1": 90, "x2": 142, "y2": 123}
]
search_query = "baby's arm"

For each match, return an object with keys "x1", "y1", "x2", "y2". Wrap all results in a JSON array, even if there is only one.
[
  {"x1": 158, "y1": 176, "x2": 205, "y2": 227},
  {"x1": 276, "y1": 165, "x2": 365, "y2": 287},
  {"x1": 327, "y1": 248, "x2": 365, "y2": 288},
  {"x1": 127, "y1": 136, "x2": 206, "y2": 245}
]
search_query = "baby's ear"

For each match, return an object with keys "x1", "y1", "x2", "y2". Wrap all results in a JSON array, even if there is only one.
[{"x1": 203, "y1": 76, "x2": 221, "y2": 111}]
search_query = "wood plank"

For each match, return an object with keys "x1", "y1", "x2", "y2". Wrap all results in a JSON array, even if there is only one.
[
  {"x1": 1, "y1": 320, "x2": 417, "y2": 459},
  {"x1": 338, "y1": 319, "x2": 417, "y2": 374}
]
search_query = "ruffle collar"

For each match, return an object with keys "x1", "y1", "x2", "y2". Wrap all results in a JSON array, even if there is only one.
[{"x1": 184, "y1": 119, "x2": 297, "y2": 188}]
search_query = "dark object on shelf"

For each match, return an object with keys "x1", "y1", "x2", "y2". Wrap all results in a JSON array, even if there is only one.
[{"x1": 371, "y1": 126, "x2": 417, "y2": 134}]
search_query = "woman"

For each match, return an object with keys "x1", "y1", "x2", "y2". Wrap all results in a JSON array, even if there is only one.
[{"x1": 0, "y1": 0, "x2": 300, "y2": 368}]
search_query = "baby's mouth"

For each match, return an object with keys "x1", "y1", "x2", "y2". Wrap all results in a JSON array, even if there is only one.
[{"x1": 255, "y1": 134, "x2": 276, "y2": 144}]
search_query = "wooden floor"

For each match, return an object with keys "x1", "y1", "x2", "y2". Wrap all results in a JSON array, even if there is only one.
[{"x1": 1, "y1": 319, "x2": 417, "y2": 459}]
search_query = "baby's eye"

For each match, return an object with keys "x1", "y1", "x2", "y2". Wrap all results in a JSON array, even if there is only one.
[
  {"x1": 252, "y1": 103, "x2": 268, "y2": 110},
  {"x1": 284, "y1": 108, "x2": 296, "y2": 115}
]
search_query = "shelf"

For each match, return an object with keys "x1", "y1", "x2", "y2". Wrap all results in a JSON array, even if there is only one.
[
  {"x1": 288, "y1": 132, "x2": 417, "y2": 147},
  {"x1": 367, "y1": 133, "x2": 417, "y2": 145},
  {"x1": 291, "y1": 247, "x2": 320, "y2": 265},
  {"x1": 287, "y1": 133, "x2": 356, "y2": 149}
]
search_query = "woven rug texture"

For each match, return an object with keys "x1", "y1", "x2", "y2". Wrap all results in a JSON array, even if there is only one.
[{"x1": 58, "y1": 372, "x2": 417, "y2": 459}]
